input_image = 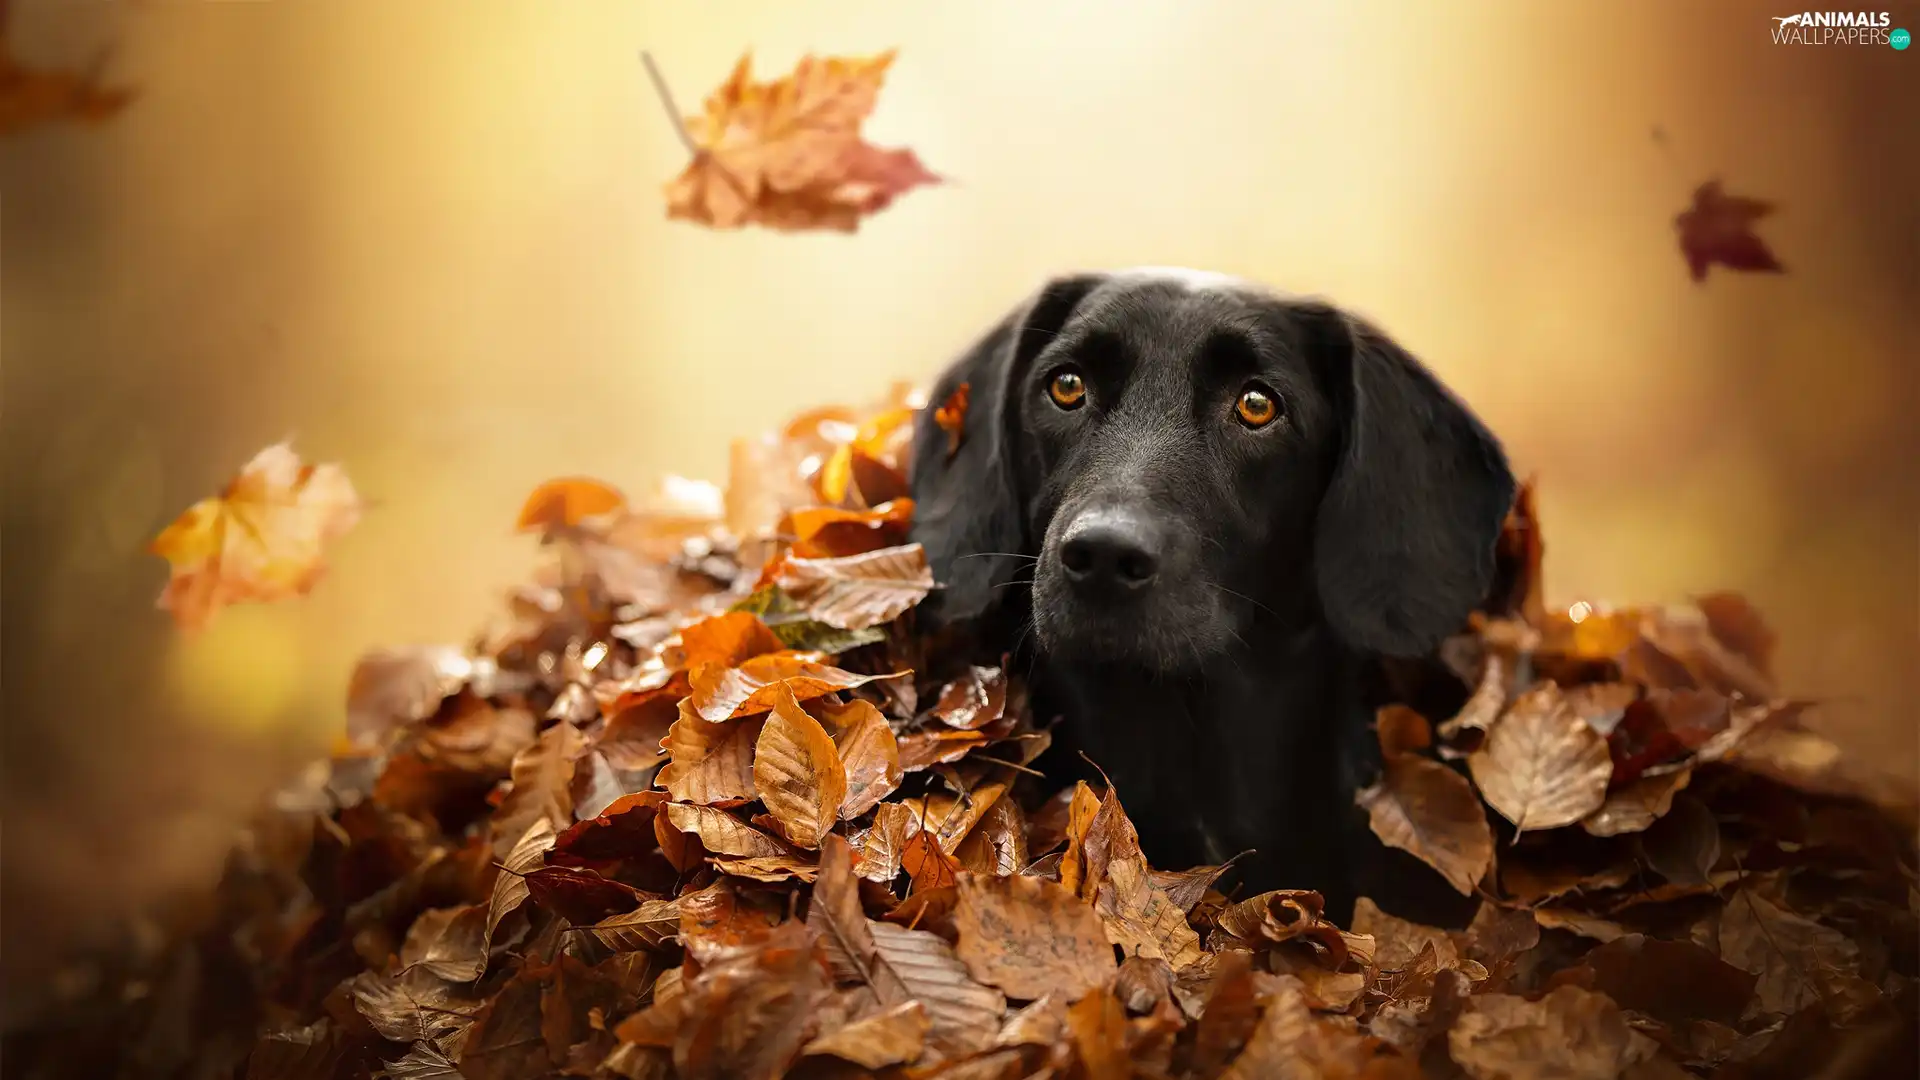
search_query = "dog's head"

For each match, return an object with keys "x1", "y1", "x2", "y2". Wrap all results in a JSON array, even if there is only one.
[{"x1": 909, "y1": 269, "x2": 1515, "y2": 667}]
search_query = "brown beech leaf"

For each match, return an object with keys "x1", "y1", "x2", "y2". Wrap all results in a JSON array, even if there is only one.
[
  {"x1": 551, "y1": 790, "x2": 667, "y2": 866},
  {"x1": 1437, "y1": 651, "x2": 1509, "y2": 759},
  {"x1": 710, "y1": 852, "x2": 821, "y2": 882},
  {"x1": 853, "y1": 802, "x2": 921, "y2": 883},
  {"x1": 1583, "y1": 934, "x2": 1757, "y2": 1029},
  {"x1": 676, "y1": 880, "x2": 787, "y2": 965},
  {"x1": 1351, "y1": 897, "x2": 1457, "y2": 973},
  {"x1": 1355, "y1": 754, "x2": 1495, "y2": 896},
  {"x1": 490, "y1": 721, "x2": 586, "y2": 856},
  {"x1": 657, "y1": 921, "x2": 833, "y2": 1080},
  {"x1": 754, "y1": 684, "x2": 848, "y2": 848},
  {"x1": 347, "y1": 967, "x2": 481, "y2": 1045},
  {"x1": 1582, "y1": 768, "x2": 1691, "y2": 837},
  {"x1": 399, "y1": 904, "x2": 490, "y2": 983},
  {"x1": 1447, "y1": 986, "x2": 1656, "y2": 1080},
  {"x1": 245, "y1": 1020, "x2": 349, "y2": 1080},
  {"x1": 808, "y1": 696, "x2": 902, "y2": 818},
  {"x1": 663, "y1": 803, "x2": 790, "y2": 858},
  {"x1": 1675, "y1": 179, "x2": 1785, "y2": 283},
  {"x1": 658, "y1": 701, "x2": 764, "y2": 804},
  {"x1": 1188, "y1": 952, "x2": 1261, "y2": 1072},
  {"x1": 785, "y1": 500, "x2": 915, "y2": 559},
  {"x1": 661, "y1": 51, "x2": 941, "y2": 234},
  {"x1": 571, "y1": 898, "x2": 681, "y2": 953},
  {"x1": 809, "y1": 836, "x2": 904, "y2": 992},
  {"x1": 1060, "y1": 781, "x2": 1137, "y2": 904},
  {"x1": 931, "y1": 665, "x2": 1009, "y2": 730},
  {"x1": 678, "y1": 610, "x2": 785, "y2": 670},
  {"x1": 802, "y1": 1000, "x2": 930, "y2": 1069},
  {"x1": 897, "y1": 728, "x2": 991, "y2": 772},
  {"x1": 1220, "y1": 978, "x2": 1419, "y2": 1080},
  {"x1": 688, "y1": 651, "x2": 900, "y2": 722},
  {"x1": 345, "y1": 645, "x2": 474, "y2": 747},
  {"x1": 902, "y1": 829, "x2": 962, "y2": 892},
  {"x1": 953, "y1": 794, "x2": 1028, "y2": 878},
  {"x1": 149, "y1": 441, "x2": 362, "y2": 631},
  {"x1": 870, "y1": 920, "x2": 1007, "y2": 1058},
  {"x1": 1148, "y1": 862, "x2": 1237, "y2": 916},
  {"x1": 485, "y1": 818, "x2": 557, "y2": 968},
  {"x1": 954, "y1": 871, "x2": 1118, "y2": 1001},
  {"x1": 1639, "y1": 793, "x2": 1721, "y2": 887},
  {"x1": 1066, "y1": 990, "x2": 1129, "y2": 1080},
  {"x1": 934, "y1": 383, "x2": 970, "y2": 459},
  {"x1": 515, "y1": 476, "x2": 626, "y2": 532},
  {"x1": 1717, "y1": 888, "x2": 1861, "y2": 1016},
  {"x1": 1095, "y1": 851, "x2": 1205, "y2": 971},
  {"x1": 522, "y1": 866, "x2": 647, "y2": 925},
  {"x1": 774, "y1": 544, "x2": 934, "y2": 630},
  {"x1": 1468, "y1": 683, "x2": 1613, "y2": 834}
]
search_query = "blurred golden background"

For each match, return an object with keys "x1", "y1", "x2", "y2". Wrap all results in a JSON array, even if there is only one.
[{"x1": 3, "y1": 0, "x2": 1915, "y2": 1004}]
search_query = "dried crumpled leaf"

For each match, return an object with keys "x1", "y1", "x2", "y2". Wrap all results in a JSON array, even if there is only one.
[
  {"x1": 870, "y1": 920, "x2": 1007, "y2": 1058},
  {"x1": 812, "y1": 696, "x2": 902, "y2": 818},
  {"x1": 1356, "y1": 733, "x2": 1494, "y2": 896},
  {"x1": 149, "y1": 441, "x2": 361, "y2": 631},
  {"x1": 1718, "y1": 888, "x2": 1861, "y2": 1016},
  {"x1": 1582, "y1": 767, "x2": 1691, "y2": 837},
  {"x1": 1469, "y1": 683, "x2": 1614, "y2": 834},
  {"x1": 775, "y1": 544, "x2": 934, "y2": 630},
  {"x1": 688, "y1": 652, "x2": 900, "y2": 723},
  {"x1": 491, "y1": 721, "x2": 586, "y2": 856},
  {"x1": 659, "y1": 701, "x2": 764, "y2": 804},
  {"x1": 1447, "y1": 986, "x2": 1656, "y2": 1080},
  {"x1": 802, "y1": 1000, "x2": 930, "y2": 1069},
  {"x1": 659, "y1": 50, "x2": 941, "y2": 234},
  {"x1": 954, "y1": 872, "x2": 1117, "y2": 1002}
]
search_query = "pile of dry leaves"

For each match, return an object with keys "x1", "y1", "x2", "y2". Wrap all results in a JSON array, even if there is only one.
[{"x1": 12, "y1": 383, "x2": 1917, "y2": 1080}]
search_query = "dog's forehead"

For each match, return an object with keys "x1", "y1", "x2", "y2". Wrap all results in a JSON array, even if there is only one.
[{"x1": 1075, "y1": 269, "x2": 1288, "y2": 355}]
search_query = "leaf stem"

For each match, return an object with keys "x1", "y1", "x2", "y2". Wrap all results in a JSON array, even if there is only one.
[{"x1": 640, "y1": 51, "x2": 698, "y2": 156}]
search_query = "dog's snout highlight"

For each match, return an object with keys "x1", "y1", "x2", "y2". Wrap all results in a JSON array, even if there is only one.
[{"x1": 1057, "y1": 507, "x2": 1163, "y2": 597}]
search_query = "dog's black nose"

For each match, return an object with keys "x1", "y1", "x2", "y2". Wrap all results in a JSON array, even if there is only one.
[{"x1": 1059, "y1": 512, "x2": 1161, "y2": 595}]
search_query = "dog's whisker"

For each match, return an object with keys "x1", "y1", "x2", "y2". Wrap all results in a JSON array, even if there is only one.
[
  {"x1": 1203, "y1": 581, "x2": 1283, "y2": 620},
  {"x1": 955, "y1": 551, "x2": 1039, "y2": 562}
]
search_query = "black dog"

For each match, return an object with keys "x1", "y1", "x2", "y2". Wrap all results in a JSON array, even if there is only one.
[{"x1": 907, "y1": 269, "x2": 1515, "y2": 921}]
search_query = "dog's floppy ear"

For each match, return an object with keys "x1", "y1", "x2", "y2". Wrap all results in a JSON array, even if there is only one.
[
  {"x1": 1303, "y1": 305, "x2": 1517, "y2": 656},
  {"x1": 909, "y1": 274, "x2": 1106, "y2": 630}
]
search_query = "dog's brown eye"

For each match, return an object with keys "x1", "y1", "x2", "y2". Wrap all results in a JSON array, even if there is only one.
[
  {"x1": 1235, "y1": 387, "x2": 1281, "y2": 428},
  {"x1": 1047, "y1": 369, "x2": 1087, "y2": 410}
]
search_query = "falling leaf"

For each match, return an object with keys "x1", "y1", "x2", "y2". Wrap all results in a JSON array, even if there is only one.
[
  {"x1": 754, "y1": 684, "x2": 849, "y2": 848},
  {"x1": 658, "y1": 701, "x2": 764, "y2": 803},
  {"x1": 149, "y1": 441, "x2": 361, "y2": 631},
  {"x1": 1356, "y1": 755, "x2": 1495, "y2": 896},
  {"x1": 954, "y1": 872, "x2": 1118, "y2": 1001},
  {"x1": 774, "y1": 544, "x2": 934, "y2": 630},
  {"x1": 802, "y1": 1000, "x2": 930, "y2": 1069},
  {"x1": 933, "y1": 383, "x2": 970, "y2": 459},
  {"x1": 1468, "y1": 683, "x2": 1614, "y2": 834},
  {"x1": 1447, "y1": 986, "x2": 1657, "y2": 1080},
  {"x1": 0, "y1": 37, "x2": 136, "y2": 136},
  {"x1": 515, "y1": 477, "x2": 626, "y2": 533},
  {"x1": 1675, "y1": 180, "x2": 1785, "y2": 283},
  {"x1": 659, "y1": 50, "x2": 941, "y2": 234}
]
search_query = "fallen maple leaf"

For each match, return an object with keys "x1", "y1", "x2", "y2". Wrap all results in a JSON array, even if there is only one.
[
  {"x1": 653, "y1": 51, "x2": 941, "y2": 234},
  {"x1": 1468, "y1": 682, "x2": 1614, "y2": 834},
  {"x1": 1676, "y1": 180, "x2": 1786, "y2": 283},
  {"x1": 149, "y1": 441, "x2": 361, "y2": 631}
]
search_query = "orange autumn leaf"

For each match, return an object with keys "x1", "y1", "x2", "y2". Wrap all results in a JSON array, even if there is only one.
[
  {"x1": 515, "y1": 476, "x2": 627, "y2": 533},
  {"x1": 687, "y1": 651, "x2": 903, "y2": 723},
  {"x1": 679, "y1": 611, "x2": 785, "y2": 671},
  {"x1": 657, "y1": 51, "x2": 941, "y2": 234},
  {"x1": 933, "y1": 382, "x2": 970, "y2": 459},
  {"x1": 816, "y1": 405, "x2": 919, "y2": 507},
  {"x1": 753, "y1": 685, "x2": 849, "y2": 849},
  {"x1": 149, "y1": 441, "x2": 362, "y2": 632}
]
